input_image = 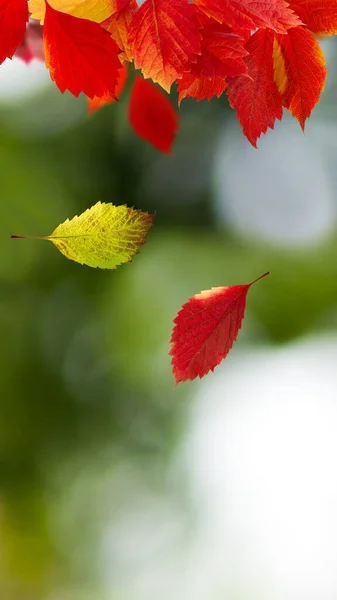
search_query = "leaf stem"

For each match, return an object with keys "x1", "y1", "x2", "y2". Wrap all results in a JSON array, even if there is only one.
[
  {"x1": 11, "y1": 235, "x2": 50, "y2": 240},
  {"x1": 249, "y1": 271, "x2": 270, "y2": 286}
]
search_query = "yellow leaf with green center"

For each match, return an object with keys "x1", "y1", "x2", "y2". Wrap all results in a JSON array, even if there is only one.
[
  {"x1": 12, "y1": 202, "x2": 154, "y2": 269},
  {"x1": 29, "y1": 0, "x2": 115, "y2": 24}
]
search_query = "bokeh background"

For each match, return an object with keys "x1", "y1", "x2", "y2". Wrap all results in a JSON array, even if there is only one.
[{"x1": 2, "y1": 33, "x2": 337, "y2": 600}]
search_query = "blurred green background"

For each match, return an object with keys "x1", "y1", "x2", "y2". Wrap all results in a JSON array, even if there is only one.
[{"x1": 2, "y1": 36, "x2": 337, "y2": 600}]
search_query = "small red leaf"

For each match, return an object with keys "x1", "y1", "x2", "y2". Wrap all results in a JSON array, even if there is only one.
[
  {"x1": 129, "y1": 77, "x2": 178, "y2": 153},
  {"x1": 170, "y1": 272, "x2": 270, "y2": 385},
  {"x1": 0, "y1": 0, "x2": 28, "y2": 65},
  {"x1": 43, "y1": 1, "x2": 122, "y2": 98}
]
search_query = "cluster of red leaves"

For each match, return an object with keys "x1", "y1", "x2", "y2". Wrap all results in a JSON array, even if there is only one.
[{"x1": 1, "y1": 0, "x2": 336, "y2": 149}]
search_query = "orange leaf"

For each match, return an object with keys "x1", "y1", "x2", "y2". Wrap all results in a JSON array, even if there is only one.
[
  {"x1": 274, "y1": 26, "x2": 327, "y2": 129},
  {"x1": 290, "y1": 0, "x2": 337, "y2": 35},
  {"x1": 88, "y1": 63, "x2": 128, "y2": 114},
  {"x1": 0, "y1": 0, "x2": 28, "y2": 65},
  {"x1": 128, "y1": 0, "x2": 201, "y2": 92},
  {"x1": 170, "y1": 272, "x2": 270, "y2": 385},
  {"x1": 178, "y1": 73, "x2": 227, "y2": 103},
  {"x1": 193, "y1": 0, "x2": 301, "y2": 32},
  {"x1": 227, "y1": 29, "x2": 283, "y2": 147},
  {"x1": 102, "y1": 0, "x2": 137, "y2": 62},
  {"x1": 43, "y1": 1, "x2": 122, "y2": 98},
  {"x1": 129, "y1": 77, "x2": 178, "y2": 153}
]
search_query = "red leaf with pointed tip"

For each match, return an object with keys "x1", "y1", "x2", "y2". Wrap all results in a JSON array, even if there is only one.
[
  {"x1": 88, "y1": 63, "x2": 128, "y2": 114},
  {"x1": 274, "y1": 26, "x2": 327, "y2": 130},
  {"x1": 289, "y1": 0, "x2": 337, "y2": 35},
  {"x1": 193, "y1": 0, "x2": 301, "y2": 32},
  {"x1": 128, "y1": 0, "x2": 201, "y2": 92},
  {"x1": 170, "y1": 272, "x2": 269, "y2": 385},
  {"x1": 0, "y1": 0, "x2": 28, "y2": 65},
  {"x1": 129, "y1": 77, "x2": 178, "y2": 153},
  {"x1": 43, "y1": 1, "x2": 122, "y2": 98},
  {"x1": 227, "y1": 29, "x2": 283, "y2": 147},
  {"x1": 178, "y1": 73, "x2": 227, "y2": 103}
]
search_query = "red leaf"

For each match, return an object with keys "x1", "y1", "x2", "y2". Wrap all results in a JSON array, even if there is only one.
[
  {"x1": 194, "y1": 13, "x2": 248, "y2": 78},
  {"x1": 88, "y1": 63, "x2": 128, "y2": 114},
  {"x1": 274, "y1": 26, "x2": 327, "y2": 129},
  {"x1": 178, "y1": 73, "x2": 227, "y2": 103},
  {"x1": 227, "y1": 29, "x2": 283, "y2": 147},
  {"x1": 128, "y1": 0, "x2": 201, "y2": 92},
  {"x1": 178, "y1": 12, "x2": 246, "y2": 103},
  {"x1": 170, "y1": 272, "x2": 269, "y2": 385},
  {"x1": 193, "y1": 0, "x2": 301, "y2": 32},
  {"x1": 129, "y1": 77, "x2": 178, "y2": 153},
  {"x1": 0, "y1": 0, "x2": 28, "y2": 65},
  {"x1": 289, "y1": 0, "x2": 337, "y2": 35},
  {"x1": 43, "y1": 1, "x2": 122, "y2": 98}
]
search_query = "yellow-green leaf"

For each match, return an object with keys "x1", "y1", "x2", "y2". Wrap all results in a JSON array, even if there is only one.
[{"x1": 12, "y1": 202, "x2": 154, "y2": 269}]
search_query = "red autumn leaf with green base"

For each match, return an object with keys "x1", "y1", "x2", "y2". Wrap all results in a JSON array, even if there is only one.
[
  {"x1": 170, "y1": 273, "x2": 270, "y2": 385},
  {"x1": 0, "y1": 0, "x2": 28, "y2": 65}
]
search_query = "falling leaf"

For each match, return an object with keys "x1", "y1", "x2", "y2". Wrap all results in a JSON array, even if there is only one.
[
  {"x1": 43, "y1": 1, "x2": 122, "y2": 98},
  {"x1": 274, "y1": 26, "x2": 327, "y2": 129},
  {"x1": 12, "y1": 202, "x2": 154, "y2": 269},
  {"x1": 0, "y1": 0, "x2": 28, "y2": 65},
  {"x1": 227, "y1": 29, "x2": 283, "y2": 147},
  {"x1": 193, "y1": 0, "x2": 301, "y2": 32},
  {"x1": 128, "y1": 0, "x2": 201, "y2": 92},
  {"x1": 170, "y1": 272, "x2": 270, "y2": 384},
  {"x1": 129, "y1": 77, "x2": 178, "y2": 153},
  {"x1": 28, "y1": 0, "x2": 115, "y2": 24}
]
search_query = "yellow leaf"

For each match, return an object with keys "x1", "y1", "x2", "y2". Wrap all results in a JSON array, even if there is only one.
[
  {"x1": 12, "y1": 202, "x2": 154, "y2": 269},
  {"x1": 29, "y1": 0, "x2": 115, "y2": 24}
]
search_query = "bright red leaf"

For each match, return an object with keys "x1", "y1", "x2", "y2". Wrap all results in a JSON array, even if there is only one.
[
  {"x1": 274, "y1": 26, "x2": 327, "y2": 129},
  {"x1": 43, "y1": 1, "x2": 122, "y2": 98},
  {"x1": 290, "y1": 0, "x2": 337, "y2": 35},
  {"x1": 227, "y1": 29, "x2": 283, "y2": 147},
  {"x1": 129, "y1": 77, "x2": 178, "y2": 153},
  {"x1": 88, "y1": 63, "x2": 128, "y2": 114},
  {"x1": 15, "y1": 22, "x2": 44, "y2": 63},
  {"x1": 0, "y1": 0, "x2": 28, "y2": 65},
  {"x1": 170, "y1": 272, "x2": 269, "y2": 385},
  {"x1": 193, "y1": 0, "x2": 301, "y2": 32},
  {"x1": 128, "y1": 0, "x2": 201, "y2": 92}
]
